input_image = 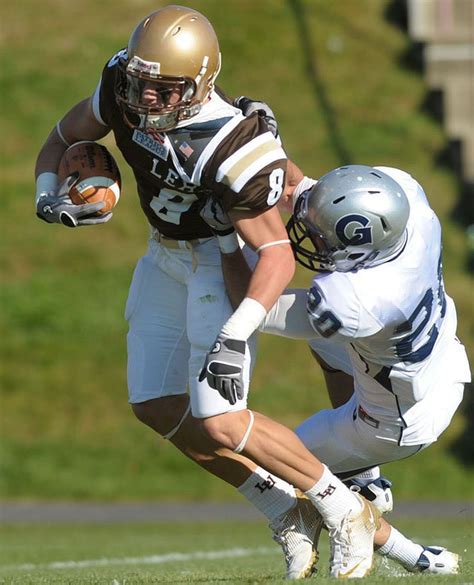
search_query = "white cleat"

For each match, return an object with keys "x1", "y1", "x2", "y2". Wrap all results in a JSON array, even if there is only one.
[
  {"x1": 408, "y1": 546, "x2": 460, "y2": 575},
  {"x1": 270, "y1": 491, "x2": 324, "y2": 580},
  {"x1": 329, "y1": 494, "x2": 381, "y2": 579}
]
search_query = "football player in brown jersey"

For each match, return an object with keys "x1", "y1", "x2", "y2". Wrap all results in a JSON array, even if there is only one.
[{"x1": 35, "y1": 5, "x2": 380, "y2": 579}]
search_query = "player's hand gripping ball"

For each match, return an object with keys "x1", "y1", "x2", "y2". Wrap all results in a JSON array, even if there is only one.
[{"x1": 58, "y1": 141, "x2": 121, "y2": 215}]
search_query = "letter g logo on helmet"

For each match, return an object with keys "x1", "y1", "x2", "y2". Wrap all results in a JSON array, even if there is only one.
[{"x1": 335, "y1": 214, "x2": 373, "y2": 246}]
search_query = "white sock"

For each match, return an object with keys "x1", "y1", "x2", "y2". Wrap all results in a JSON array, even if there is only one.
[
  {"x1": 378, "y1": 526, "x2": 424, "y2": 569},
  {"x1": 305, "y1": 465, "x2": 362, "y2": 526},
  {"x1": 238, "y1": 466, "x2": 296, "y2": 522}
]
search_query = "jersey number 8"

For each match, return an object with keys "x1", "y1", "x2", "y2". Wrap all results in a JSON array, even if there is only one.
[{"x1": 267, "y1": 168, "x2": 284, "y2": 205}]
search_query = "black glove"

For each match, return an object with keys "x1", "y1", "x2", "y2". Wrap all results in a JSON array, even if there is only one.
[
  {"x1": 199, "y1": 334, "x2": 246, "y2": 405},
  {"x1": 234, "y1": 95, "x2": 279, "y2": 138}
]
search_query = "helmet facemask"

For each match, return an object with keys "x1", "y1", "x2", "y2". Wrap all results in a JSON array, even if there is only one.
[
  {"x1": 287, "y1": 190, "x2": 336, "y2": 272},
  {"x1": 115, "y1": 56, "x2": 203, "y2": 132}
]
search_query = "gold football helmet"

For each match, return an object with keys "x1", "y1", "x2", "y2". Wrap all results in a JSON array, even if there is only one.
[{"x1": 115, "y1": 5, "x2": 221, "y2": 132}]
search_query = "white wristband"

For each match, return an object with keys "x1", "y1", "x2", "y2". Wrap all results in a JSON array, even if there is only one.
[
  {"x1": 221, "y1": 297, "x2": 267, "y2": 340},
  {"x1": 217, "y1": 232, "x2": 239, "y2": 254},
  {"x1": 35, "y1": 172, "x2": 59, "y2": 204}
]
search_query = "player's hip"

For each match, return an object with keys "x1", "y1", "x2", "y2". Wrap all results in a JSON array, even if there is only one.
[{"x1": 295, "y1": 396, "x2": 424, "y2": 474}]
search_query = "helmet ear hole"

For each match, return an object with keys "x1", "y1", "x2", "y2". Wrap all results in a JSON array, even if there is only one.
[{"x1": 348, "y1": 253, "x2": 364, "y2": 261}]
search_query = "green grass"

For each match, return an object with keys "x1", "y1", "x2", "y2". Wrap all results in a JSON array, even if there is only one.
[
  {"x1": 1, "y1": 0, "x2": 473, "y2": 500},
  {"x1": 0, "y1": 518, "x2": 473, "y2": 584}
]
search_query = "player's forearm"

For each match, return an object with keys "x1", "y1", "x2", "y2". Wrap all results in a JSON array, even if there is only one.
[
  {"x1": 245, "y1": 244, "x2": 295, "y2": 311},
  {"x1": 219, "y1": 205, "x2": 295, "y2": 340},
  {"x1": 221, "y1": 248, "x2": 254, "y2": 310},
  {"x1": 220, "y1": 244, "x2": 295, "y2": 341},
  {"x1": 35, "y1": 128, "x2": 68, "y2": 178},
  {"x1": 220, "y1": 246, "x2": 314, "y2": 340}
]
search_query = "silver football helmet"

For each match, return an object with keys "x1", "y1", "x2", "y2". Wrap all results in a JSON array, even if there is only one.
[{"x1": 287, "y1": 165, "x2": 410, "y2": 272}]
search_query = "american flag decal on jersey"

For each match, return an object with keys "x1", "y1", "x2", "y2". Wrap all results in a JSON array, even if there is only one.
[{"x1": 179, "y1": 142, "x2": 194, "y2": 159}]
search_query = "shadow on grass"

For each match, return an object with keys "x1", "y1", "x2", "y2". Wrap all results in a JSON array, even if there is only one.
[{"x1": 287, "y1": 0, "x2": 352, "y2": 166}]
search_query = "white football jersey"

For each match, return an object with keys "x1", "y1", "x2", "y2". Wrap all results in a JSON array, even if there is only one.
[{"x1": 305, "y1": 167, "x2": 471, "y2": 444}]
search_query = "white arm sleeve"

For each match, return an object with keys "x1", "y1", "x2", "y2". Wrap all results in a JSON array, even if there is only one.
[{"x1": 260, "y1": 288, "x2": 316, "y2": 339}]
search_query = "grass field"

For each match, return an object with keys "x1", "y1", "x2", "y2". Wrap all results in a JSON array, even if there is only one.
[{"x1": 0, "y1": 518, "x2": 473, "y2": 584}]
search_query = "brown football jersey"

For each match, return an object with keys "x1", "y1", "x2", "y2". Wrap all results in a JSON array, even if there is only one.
[{"x1": 95, "y1": 49, "x2": 288, "y2": 240}]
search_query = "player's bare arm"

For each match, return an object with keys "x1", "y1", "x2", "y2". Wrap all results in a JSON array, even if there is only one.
[
  {"x1": 230, "y1": 205, "x2": 295, "y2": 311},
  {"x1": 204, "y1": 160, "x2": 304, "y2": 310},
  {"x1": 277, "y1": 159, "x2": 304, "y2": 213},
  {"x1": 206, "y1": 161, "x2": 305, "y2": 312},
  {"x1": 35, "y1": 97, "x2": 113, "y2": 227},
  {"x1": 35, "y1": 97, "x2": 109, "y2": 177}
]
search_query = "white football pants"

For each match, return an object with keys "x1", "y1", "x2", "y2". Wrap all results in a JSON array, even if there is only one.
[
  {"x1": 300, "y1": 340, "x2": 465, "y2": 473},
  {"x1": 125, "y1": 234, "x2": 256, "y2": 418}
]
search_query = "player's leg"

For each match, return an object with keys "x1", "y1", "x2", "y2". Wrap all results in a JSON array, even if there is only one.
[
  {"x1": 127, "y1": 241, "x2": 294, "y2": 492},
  {"x1": 134, "y1": 398, "x2": 324, "y2": 580},
  {"x1": 190, "y1": 315, "x2": 379, "y2": 578},
  {"x1": 195, "y1": 408, "x2": 379, "y2": 577},
  {"x1": 126, "y1": 243, "x2": 193, "y2": 443},
  {"x1": 295, "y1": 395, "x2": 459, "y2": 574},
  {"x1": 172, "y1": 409, "x2": 325, "y2": 581},
  {"x1": 129, "y1": 240, "x2": 318, "y2": 579},
  {"x1": 309, "y1": 344, "x2": 354, "y2": 408},
  {"x1": 185, "y1": 243, "x2": 321, "y2": 578},
  {"x1": 376, "y1": 519, "x2": 459, "y2": 574},
  {"x1": 308, "y1": 341, "x2": 395, "y2": 517}
]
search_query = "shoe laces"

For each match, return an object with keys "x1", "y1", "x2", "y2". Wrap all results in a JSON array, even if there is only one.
[
  {"x1": 329, "y1": 514, "x2": 352, "y2": 568},
  {"x1": 272, "y1": 523, "x2": 297, "y2": 563}
]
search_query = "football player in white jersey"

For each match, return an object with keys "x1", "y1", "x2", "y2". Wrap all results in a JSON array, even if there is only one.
[
  {"x1": 282, "y1": 164, "x2": 470, "y2": 470},
  {"x1": 206, "y1": 164, "x2": 470, "y2": 574},
  {"x1": 34, "y1": 6, "x2": 383, "y2": 580}
]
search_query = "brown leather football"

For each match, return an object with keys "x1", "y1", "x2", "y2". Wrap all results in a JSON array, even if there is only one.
[{"x1": 58, "y1": 141, "x2": 121, "y2": 214}]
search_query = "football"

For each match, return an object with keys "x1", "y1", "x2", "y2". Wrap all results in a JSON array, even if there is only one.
[{"x1": 58, "y1": 141, "x2": 121, "y2": 214}]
